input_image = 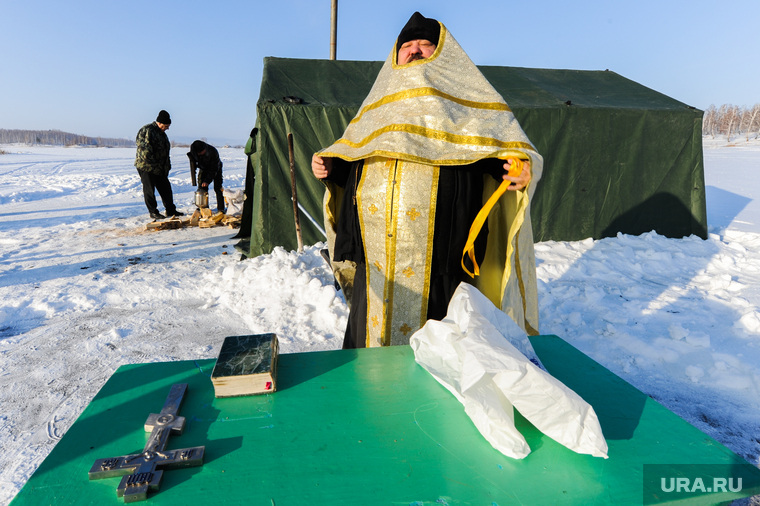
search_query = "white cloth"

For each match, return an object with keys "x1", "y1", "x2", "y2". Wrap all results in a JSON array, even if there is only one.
[{"x1": 409, "y1": 283, "x2": 608, "y2": 459}]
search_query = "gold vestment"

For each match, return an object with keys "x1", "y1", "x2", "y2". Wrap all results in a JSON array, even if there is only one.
[{"x1": 320, "y1": 22, "x2": 543, "y2": 346}]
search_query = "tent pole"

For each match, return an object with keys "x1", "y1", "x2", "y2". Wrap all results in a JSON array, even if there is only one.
[
  {"x1": 288, "y1": 133, "x2": 304, "y2": 253},
  {"x1": 330, "y1": 0, "x2": 337, "y2": 60}
]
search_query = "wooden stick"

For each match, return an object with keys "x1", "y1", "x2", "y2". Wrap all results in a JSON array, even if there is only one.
[{"x1": 287, "y1": 133, "x2": 303, "y2": 253}]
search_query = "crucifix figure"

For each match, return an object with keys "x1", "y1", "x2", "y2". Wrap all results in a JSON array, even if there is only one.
[{"x1": 89, "y1": 383, "x2": 205, "y2": 502}]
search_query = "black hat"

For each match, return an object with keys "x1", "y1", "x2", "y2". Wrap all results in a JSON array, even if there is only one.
[
  {"x1": 397, "y1": 12, "x2": 440, "y2": 49},
  {"x1": 156, "y1": 110, "x2": 171, "y2": 125},
  {"x1": 191, "y1": 140, "x2": 206, "y2": 155}
]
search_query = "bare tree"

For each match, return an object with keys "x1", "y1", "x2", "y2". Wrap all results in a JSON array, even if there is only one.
[
  {"x1": 720, "y1": 105, "x2": 740, "y2": 141},
  {"x1": 703, "y1": 105, "x2": 717, "y2": 137},
  {"x1": 746, "y1": 104, "x2": 760, "y2": 140}
]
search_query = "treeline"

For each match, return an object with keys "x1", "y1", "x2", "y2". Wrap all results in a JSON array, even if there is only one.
[
  {"x1": 0, "y1": 129, "x2": 135, "y2": 147},
  {"x1": 703, "y1": 104, "x2": 760, "y2": 141}
]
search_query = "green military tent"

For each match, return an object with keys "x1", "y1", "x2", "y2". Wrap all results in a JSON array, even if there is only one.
[{"x1": 235, "y1": 57, "x2": 705, "y2": 259}]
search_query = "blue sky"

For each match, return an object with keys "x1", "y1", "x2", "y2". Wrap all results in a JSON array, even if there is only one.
[{"x1": 2, "y1": 0, "x2": 758, "y2": 145}]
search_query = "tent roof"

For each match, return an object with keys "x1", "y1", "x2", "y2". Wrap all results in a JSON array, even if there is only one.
[{"x1": 258, "y1": 57, "x2": 700, "y2": 112}]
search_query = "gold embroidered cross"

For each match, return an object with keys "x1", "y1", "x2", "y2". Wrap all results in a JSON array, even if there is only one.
[
  {"x1": 406, "y1": 208, "x2": 421, "y2": 221},
  {"x1": 373, "y1": 261, "x2": 383, "y2": 272},
  {"x1": 402, "y1": 266, "x2": 415, "y2": 278},
  {"x1": 400, "y1": 323, "x2": 413, "y2": 336},
  {"x1": 368, "y1": 204, "x2": 378, "y2": 214},
  {"x1": 371, "y1": 316, "x2": 379, "y2": 327}
]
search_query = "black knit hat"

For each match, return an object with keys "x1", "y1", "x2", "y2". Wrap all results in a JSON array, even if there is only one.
[
  {"x1": 156, "y1": 110, "x2": 171, "y2": 125},
  {"x1": 396, "y1": 12, "x2": 440, "y2": 49},
  {"x1": 191, "y1": 140, "x2": 206, "y2": 155}
]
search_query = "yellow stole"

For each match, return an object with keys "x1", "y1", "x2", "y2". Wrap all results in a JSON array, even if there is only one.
[{"x1": 357, "y1": 157, "x2": 439, "y2": 346}]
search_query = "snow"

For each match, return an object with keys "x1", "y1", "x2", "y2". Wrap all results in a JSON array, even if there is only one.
[{"x1": 1, "y1": 138, "x2": 759, "y2": 504}]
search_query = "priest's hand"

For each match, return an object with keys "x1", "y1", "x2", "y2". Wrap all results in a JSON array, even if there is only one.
[
  {"x1": 311, "y1": 154, "x2": 333, "y2": 179},
  {"x1": 503, "y1": 158, "x2": 531, "y2": 191}
]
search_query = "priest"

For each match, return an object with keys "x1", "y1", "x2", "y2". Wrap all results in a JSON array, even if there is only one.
[{"x1": 312, "y1": 12, "x2": 543, "y2": 348}]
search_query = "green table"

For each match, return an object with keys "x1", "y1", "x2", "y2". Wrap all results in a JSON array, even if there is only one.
[{"x1": 11, "y1": 336, "x2": 760, "y2": 505}]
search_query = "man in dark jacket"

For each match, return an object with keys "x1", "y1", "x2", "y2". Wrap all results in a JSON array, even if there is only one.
[
  {"x1": 188, "y1": 140, "x2": 225, "y2": 213},
  {"x1": 135, "y1": 110, "x2": 183, "y2": 220}
]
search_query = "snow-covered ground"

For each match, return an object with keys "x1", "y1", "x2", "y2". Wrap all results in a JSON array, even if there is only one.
[{"x1": 1, "y1": 138, "x2": 759, "y2": 504}]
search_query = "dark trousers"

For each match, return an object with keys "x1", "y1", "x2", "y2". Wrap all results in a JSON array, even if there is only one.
[
  {"x1": 200, "y1": 170, "x2": 225, "y2": 211},
  {"x1": 138, "y1": 170, "x2": 176, "y2": 215}
]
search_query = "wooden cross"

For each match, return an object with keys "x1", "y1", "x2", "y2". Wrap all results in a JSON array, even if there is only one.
[{"x1": 88, "y1": 383, "x2": 205, "y2": 502}]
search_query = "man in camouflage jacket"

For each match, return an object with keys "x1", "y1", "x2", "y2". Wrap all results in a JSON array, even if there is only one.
[{"x1": 135, "y1": 110, "x2": 182, "y2": 219}]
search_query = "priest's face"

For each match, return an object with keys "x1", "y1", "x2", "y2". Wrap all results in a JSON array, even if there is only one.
[{"x1": 398, "y1": 39, "x2": 436, "y2": 64}]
